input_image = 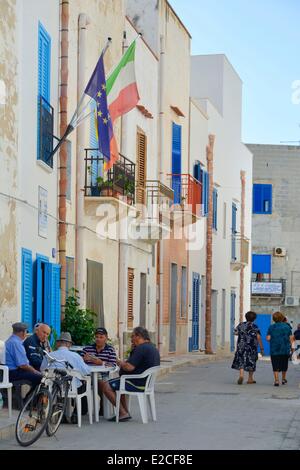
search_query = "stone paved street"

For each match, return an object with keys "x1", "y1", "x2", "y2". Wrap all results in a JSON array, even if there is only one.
[{"x1": 1, "y1": 358, "x2": 300, "y2": 450}]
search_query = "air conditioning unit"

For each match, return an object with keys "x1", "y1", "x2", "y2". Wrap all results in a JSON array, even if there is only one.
[
  {"x1": 285, "y1": 296, "x2": 300, "y2": 307},
  {"x1": 273, "y1": 247, "x2": 287, "y2": 257}
]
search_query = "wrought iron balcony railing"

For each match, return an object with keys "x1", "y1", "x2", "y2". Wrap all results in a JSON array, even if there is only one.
[
  {"x1": 84, "y1": 150, "x2": 136, "y2": 205},
  {"x1": 167, "y1": 174, "x2": 202, "y2": 217},
  {"x1": 38, "y1": 95, "x2": 54, "y2": 167}
]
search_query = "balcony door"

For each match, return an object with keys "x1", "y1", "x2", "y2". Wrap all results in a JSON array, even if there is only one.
[
  {"x1": 136, "y1": 130, "x2": 147, "y2": 205},
  {"x1": 172, "y1": 123, "x2": 182, "y2": 204}
]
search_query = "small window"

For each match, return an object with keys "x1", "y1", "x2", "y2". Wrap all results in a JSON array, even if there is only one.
[{"x1": 253, "y1": 184, "x2": 272, "y2": 214}]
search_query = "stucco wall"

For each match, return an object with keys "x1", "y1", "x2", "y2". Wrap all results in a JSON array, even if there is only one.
[{"x1": 0, "y1": 0, "x2": 18, "y2": 339}]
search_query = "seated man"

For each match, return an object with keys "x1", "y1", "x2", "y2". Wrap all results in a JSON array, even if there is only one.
[
  {"x1": 40, "y1": 332, "x2": 91, "y2": 423},
  {"x1": 5, "y1": 322, "x2": 42, "y2": 393},
  {"x1": 23, "y1": 323, "x2": 51, "y2": 371},
  {"x1": 83, "y1": 327, "x2": 117, "y2": 367},
  {"x1": 100, "y1": 326, "x2": 160, "y2": 422}
]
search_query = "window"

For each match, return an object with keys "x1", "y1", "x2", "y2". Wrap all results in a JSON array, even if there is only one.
[
  {"x1": 252, "y1": 254, "x2": 271, "y2": 275},
  {"x1": 180, "y1": 266, "x2": 187, "y2": 318},
  {"x1": 172, "y1": 123, "x2": 182, "y2": 204},
  {"x1": 213, "y1": 188, "x2": 218, "y2": 230},
  {"x1": 37, "y1": 22, "x2": 53, "y2": 166},
  {"x1": 193, "y1": 160, "x2": 201, "y2": 182},
  {"x1": 223, "y1": 202, "x2": 227, "y2": 239},
  {"x1": 137, "y1": 130, "x2": 147, "y2": 205},
  {"x1": 127, "y1": 268, "x2": 134, "y2": 329},
  {"x1": 253, "y1": 184, "x2": 272, "y2": 214},
  {"x1": 201, "y1": 169, "x2": 209, "y2": 216}
]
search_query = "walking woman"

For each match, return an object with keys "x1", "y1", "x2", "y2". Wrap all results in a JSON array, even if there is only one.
[
  {"x1": 232, "y1": 311, "x2": 264, "y2": 385},
  {"x1": 267, "y1": 312, "x2": 294, "y2": 386}
]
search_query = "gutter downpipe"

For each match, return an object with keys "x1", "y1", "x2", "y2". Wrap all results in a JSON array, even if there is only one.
[
  {"x1": 75, "y1": 14, "x2": 90, "y2": 306},
  {"x1": 59, "y1": 0, "x2": 69, "y2": 320},
  {"x1": 157, "y1": 34, "x2": 165, "y2": 354}
]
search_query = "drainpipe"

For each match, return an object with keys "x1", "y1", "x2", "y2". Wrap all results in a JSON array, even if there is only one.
[
  {"x1": 205, "y1": 134, "x2": 215, "y2": 354},
  {"x1": 157, "y1": 34, "x2": 165, "y2": 354},
  {"x1": 239, "y1": 170, "x2": 246, "y2": 322},
  {"x1": 59, "y1": 0, "x2": 69, "y2": 320},
  {"x1": 75, "y1": 14, "x2": 90, "y2": 306}
]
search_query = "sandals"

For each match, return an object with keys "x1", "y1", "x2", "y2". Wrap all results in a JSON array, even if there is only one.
[
  {"x1": 247, "y1": 380, "x2": 256, "y2": 384},
  {"x1": 237, "y1": 377, "x2": 243, "y2": 385},
  {"x1": 282, "y1": 379, "x2": 287, "y2": 385},
  {"x1": 274, "y1": 381, "x2": 279, "y2": 387}
]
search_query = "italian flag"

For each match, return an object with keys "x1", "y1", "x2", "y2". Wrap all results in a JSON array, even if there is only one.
[{"x1": 107, "y1": 40, "x2": 140, "y2": 122}]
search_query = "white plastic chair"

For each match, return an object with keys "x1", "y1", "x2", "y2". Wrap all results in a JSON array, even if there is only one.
[
  {"x1": 67, "y1": 372, "x2": 93, "y2": 428},
  {"x1": 0, "y1": 367, "x2": 12, "y2": 418},
  {"x1": 115, "y1": 366, "x2": 160, "y2": 424}
]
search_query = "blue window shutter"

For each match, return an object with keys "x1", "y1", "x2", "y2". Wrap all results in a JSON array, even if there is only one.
[
  {"x1": 202, "y1": 171, "x2": 209, "y2": 216},
  {"x1": 38, "y1": 23, "x2": 51, "y2": 161},
  {"x1": 172, "y1": 123, "x2": 182, "y2": 204},
  {"x1": 22, "y1": 249, "x2": 33, "y2": 332},
  {"x1": 193, "y1": 161, "x2": 201, "y2": 182},
  {"x1": 44, "y1": 263, "x2": 61, "y2": 337},
  {"x1": 213, "y1": 188, "x2": 218, "y2": 230},
  {"x1": 253, "y1": 184, "x2": 272, "y2": 214},
  {"x1": 252, "y1": 254, "x2": 271, "y2": 274}
]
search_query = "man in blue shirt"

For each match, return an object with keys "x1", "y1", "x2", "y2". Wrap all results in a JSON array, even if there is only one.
[{"x1": 5, "y1": 322, "x2": 42, "y2": 390}]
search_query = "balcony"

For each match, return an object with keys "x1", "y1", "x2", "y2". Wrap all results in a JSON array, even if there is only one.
[
  {"x1": 251, "y1": 278, "x2": 286, "y2": 298},
  {"x1": 132, "y1": 180, "x2": 174, "y2": 243},
  {"x1": 167, "y1": 174, "x2": 202, "y2": 225},
  {"x1": 231, "y1": 235, "x2": 250, "y2": 271},
  {"x1": 84, "y1": 150, "x2": 137, "y2": 220},
  {"x1": 38, "y1": 96, "x2": 54, "y2": 168}
]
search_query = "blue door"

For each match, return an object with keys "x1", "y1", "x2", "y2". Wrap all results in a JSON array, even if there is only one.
[
  {"x1": 172, "y1": 123, "x2": 182, "y2": 204},
  {"x1": 192, "y1": 273, "x2": 200, "y2": 351},
  {"x1": 230, "y1": 291, "x2": 236, "y2": 352},
  {"x1": 254, "y1": 314, "x2": 272, "y2": 355},
  {"x1": 44, "y1": 263, "x2": 61, "y2": 337},
  {"x1": 21, "y1": 249, "x2": 33, "y2": 332},
  {"x1": 35, "y1": 254, "x2": 49, "y2": 325}
]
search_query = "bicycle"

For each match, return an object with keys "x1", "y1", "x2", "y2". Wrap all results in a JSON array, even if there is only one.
[{"x1": 15, "y1": 350, "x2": 73, "y2": 447}]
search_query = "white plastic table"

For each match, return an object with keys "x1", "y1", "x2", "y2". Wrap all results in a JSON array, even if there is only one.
[{"x1": 88, "y1": 365, "x2": 114, "y2": 422}]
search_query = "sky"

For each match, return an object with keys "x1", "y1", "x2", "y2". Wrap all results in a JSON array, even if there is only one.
[{"x1": 169, "y1": 0, "x2": 300, "y2": 145}]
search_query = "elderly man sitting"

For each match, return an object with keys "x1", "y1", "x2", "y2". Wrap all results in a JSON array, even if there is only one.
[
  {"x1": 23, "y1": 323, "x2": 51, "y2": 371},
  {"x1": 100, "y1": 326, "x2": 160, "y2": 422},
  {"x1": 41, "y1": 332, "x2": 91, "y2": 424},
  {"x1": 5, "y1": 322, "x2": 42, "y2": 395}
]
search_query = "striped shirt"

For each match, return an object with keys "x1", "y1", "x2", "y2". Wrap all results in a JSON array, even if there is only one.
[{"x1": 83, "y1": 343, "x2": 117, "y2": 366}]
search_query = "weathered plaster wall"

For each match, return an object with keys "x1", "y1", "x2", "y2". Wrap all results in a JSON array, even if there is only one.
[{"x1": 0, "y1": 0, "x2": 18, "y2": 339}]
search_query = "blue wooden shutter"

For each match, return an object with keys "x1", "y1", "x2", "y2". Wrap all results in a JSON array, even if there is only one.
[
  {"x1": 253, "y1": 184, "x2": 272, "y2": 214},
  {"x1": 172, "y1": 123, "x2": 182, "y2": 204},
  {"x1": 202, "y1": 170, "x2": 209, "y2": 216},
  {"x1": 22, "y1": 249, "x2": 33, "y2": 332},
  {"x1": 252, "y1": 254, "x2": 271, "y2": 274},
  {"x1": 253, "y1": 184, "x2": 262, "y2": 213},
  {"x1": 193, "y1": 161, "x2": 201, "y2": 182},
  {"x1": 44, "y1": 263, "x2": 61, "y2": 337},
  {"x1": 263, "y1": 184, "x2": 272, "y2": 213},
  {"x1": 213, "y1": 188, "x2": 218, "y2": 230},
  {"x1": 35, "y1": 254, "x2": 49, "y2": 324},
  {"x1": 38, "y1": 23, "x2": 51, "y2": 161}
]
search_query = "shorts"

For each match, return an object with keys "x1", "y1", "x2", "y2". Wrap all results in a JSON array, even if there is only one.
[{"x1": 108, "y1": 378, "x2": 145, "y2": 393}]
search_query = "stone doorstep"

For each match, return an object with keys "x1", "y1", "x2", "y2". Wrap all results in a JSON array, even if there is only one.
[{"x1": 0, "y1": 354, "x2": 231, "y2": 442}]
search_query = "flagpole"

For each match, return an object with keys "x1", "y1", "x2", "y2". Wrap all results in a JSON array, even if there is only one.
[{"x1": 46, "y1": 37, "x2": 112, "y2": 163}]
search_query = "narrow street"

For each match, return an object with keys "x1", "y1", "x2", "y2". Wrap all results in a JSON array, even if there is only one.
[{"x1": 1, "y1": 359, "x2": 300, "y2": 450}]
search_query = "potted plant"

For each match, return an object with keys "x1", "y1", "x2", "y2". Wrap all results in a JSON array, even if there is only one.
[{"x1": 61, "y1": 288, "x2": 96, "y2": 346}]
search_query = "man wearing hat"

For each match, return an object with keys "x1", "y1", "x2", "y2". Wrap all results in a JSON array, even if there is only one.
[
  {"x1": 40, "y1": 332, "x2": 90, "y2": 385},
  {"x1": 5, "y1": 322, "x2": 42, "y2": 389},
  {"x1": 83, "y1": 327, "x2": 117, "y2": 367}
]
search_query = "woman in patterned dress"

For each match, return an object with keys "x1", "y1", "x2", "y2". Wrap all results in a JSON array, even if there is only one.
[{"x1": 232, "y1": 311, "x2": 264, "y2": 385}]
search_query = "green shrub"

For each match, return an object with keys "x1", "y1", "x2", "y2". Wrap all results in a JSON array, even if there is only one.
[{"x1": 61, "y1": 288, "x2": 96, "y2": 346}]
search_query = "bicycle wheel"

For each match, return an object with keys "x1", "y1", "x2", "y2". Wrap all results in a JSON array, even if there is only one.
[
  {"x1": 46, "y1": 383, "x2": 68, "y2": 436},
  {"x1": 15, "y1": 388, "x2": 52, "y2": 447}
]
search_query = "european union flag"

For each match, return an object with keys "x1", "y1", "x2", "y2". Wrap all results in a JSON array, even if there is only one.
[{"x1": 85, "y1": 53, "x2": 113, "y2": 163}]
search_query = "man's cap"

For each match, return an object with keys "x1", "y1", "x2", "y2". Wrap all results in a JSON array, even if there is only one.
[
  {"x1": 95, "y1": 327, "x2": 108, "y2": 336},
  {"x1": 57, "y1": 332, "x2": 73, "y2": 343},
  {"x1": 12, "y1": 322, "x2": 28, "y2": 332}
]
